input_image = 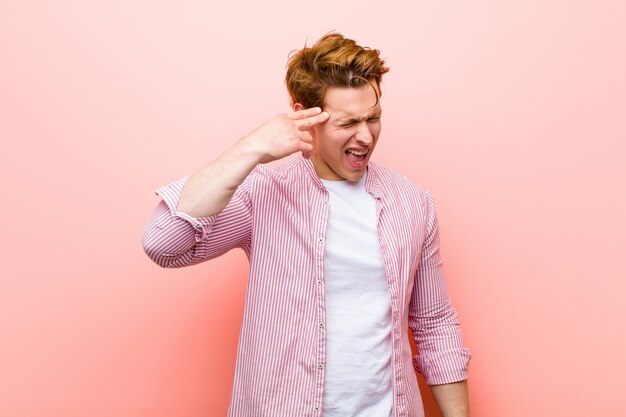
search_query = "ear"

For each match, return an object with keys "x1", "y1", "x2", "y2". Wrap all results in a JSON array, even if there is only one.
[{"x1": 293, "y1": 102, "x2": 305, "y2": 112}]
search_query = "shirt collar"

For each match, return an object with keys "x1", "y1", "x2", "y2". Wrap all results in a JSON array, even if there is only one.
[
  {"x1": 299, "y1": 156, "x2": 385, "y2": 200},
  {"x1": 365, "y1": 162, "x2": 384, "y2": 200}
]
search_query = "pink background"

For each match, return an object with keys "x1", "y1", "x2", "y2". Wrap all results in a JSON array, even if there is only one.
[{"x1": 2, "y1": 1, "x2": 625, "y2": 416}]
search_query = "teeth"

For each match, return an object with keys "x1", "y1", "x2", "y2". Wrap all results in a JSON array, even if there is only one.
[{"x1": 347, "y1": 149, "x2": 368, "y2": 156}]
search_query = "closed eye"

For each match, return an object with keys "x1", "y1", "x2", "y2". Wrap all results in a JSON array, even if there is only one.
[{"x1": 339, "y1": 114, "x2": 381, "y2": 127}]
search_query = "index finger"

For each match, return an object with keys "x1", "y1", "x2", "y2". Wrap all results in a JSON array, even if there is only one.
[
  {"x1": 295, "y1": 111, "x2": 330, "y2": 129},
  {"x1": 287, "y1": 107, "x2": 322, "y2": 120}
]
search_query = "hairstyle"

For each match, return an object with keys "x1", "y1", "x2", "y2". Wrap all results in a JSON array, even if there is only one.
[{"x1": 285, "y1": 33, "x2": 389, "y2": 109}]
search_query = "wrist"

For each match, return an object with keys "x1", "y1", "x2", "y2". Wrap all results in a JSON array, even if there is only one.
[
  {"x1": 235, "y1": 134, "x2": 271, "y2": 164},
  {"x1": 230, "y1": 135, "x2": 268, "y2": 166}
]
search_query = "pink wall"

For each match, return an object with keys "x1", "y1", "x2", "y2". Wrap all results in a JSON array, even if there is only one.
[{"x1": 2, "y1": 1, "x2": 625, "y2": 416}]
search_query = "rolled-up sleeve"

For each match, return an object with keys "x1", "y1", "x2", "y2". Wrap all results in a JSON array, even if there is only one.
[
  {"x1": 142, "y1": 173, "x2": 254, "y2": 268},
  {"x1": 409, "y1": 190, "x2": 471, "y2": 385}
]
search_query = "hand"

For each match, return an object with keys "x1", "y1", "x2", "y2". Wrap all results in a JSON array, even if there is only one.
[{"x1": 240, "y1": 107, "x2": 329, "y2": 164}]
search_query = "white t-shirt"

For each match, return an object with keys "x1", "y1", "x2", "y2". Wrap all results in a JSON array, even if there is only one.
[{"x1": 321, "y1": 173, "x2": 394, "y2": 417}]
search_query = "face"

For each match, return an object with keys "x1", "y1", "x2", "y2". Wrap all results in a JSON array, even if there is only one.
[{"x1": 309, "y1": 84, "x2": 382, "y2": 182}]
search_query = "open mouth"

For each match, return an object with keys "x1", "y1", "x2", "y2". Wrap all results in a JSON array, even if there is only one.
[{"x1": 345, "y1": 148, "x2": 369, "y2": 168}]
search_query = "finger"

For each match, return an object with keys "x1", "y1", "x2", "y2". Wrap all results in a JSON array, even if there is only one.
[
  {"x1": 295, "y1": 111, "x2": 330, "y2": 130},
  {"x1": 297, "y1": 140, "x2": 314, "y2": 157},
  {"x1": 298, "y1": 131, "x2": 313, "y2": 143},
  {"x1": 288, "y1": 107, "x2": 322, "y2": 120}
]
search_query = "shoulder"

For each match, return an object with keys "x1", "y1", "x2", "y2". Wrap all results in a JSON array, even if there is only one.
[
  {"x1": 369, "y1": 161, "x2": 431, "y2": 204},
  {"x1": 251, "y1": 156, "x2": 308, "y2": 181},
  {"x1": 245, "y1": 156, "x2": 313, "y2": 197}
]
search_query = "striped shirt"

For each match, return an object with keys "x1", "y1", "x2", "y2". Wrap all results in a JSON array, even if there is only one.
[{"x1": 142, "y1": 156, "x2": 471, "y2": 417}]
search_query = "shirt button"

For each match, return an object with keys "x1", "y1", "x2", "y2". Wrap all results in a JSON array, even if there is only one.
[
  {"x1": 318, "y1": 238, "x2": 323, "y2": 243},
  {"x1": 318, "y1": 363, "x2": 324, "y2": 370},
  {"x1": 317, "y1": 280, "x2": 323, "y2": 286},
  {"x1": 319, "y1": 322, "x2": 324, "y2": 328},
  {"x1": 314, "y1": 406, "x2": 320, "y2": 412},
  {"x1": 194, "y1": 223, "x2": 202, "y2": 230}
]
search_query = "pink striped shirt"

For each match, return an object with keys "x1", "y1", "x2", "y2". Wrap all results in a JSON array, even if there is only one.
[{"x1": 142, "y1": 156, "x2": 471, "y2": 417}]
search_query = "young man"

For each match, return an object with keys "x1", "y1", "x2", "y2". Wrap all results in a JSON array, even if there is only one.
[{"x1": 143, "y1": 33, "x2": 471, "y2": 417}]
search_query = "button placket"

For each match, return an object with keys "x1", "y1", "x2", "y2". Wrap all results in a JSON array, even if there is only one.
[{"x1": 313, "y1": 188, "x2": 329, "y2": 411}]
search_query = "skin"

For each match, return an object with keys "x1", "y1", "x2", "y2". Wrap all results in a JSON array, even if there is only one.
[
  {"x1": 295, "y1": 83, "x2": 382, "y2": 182},
  {"x1": 177, "y1": 84, "x2": 383, "y2": 216},
  {"x1": 176, "y1": 106, "x2": 328, "y2": 217},
  {"x1": 431, "y1": 380, "x2": 470, "y2": 417},
  {"x1": 175, "y1": 86, "x2": 469, "y2": 416}
]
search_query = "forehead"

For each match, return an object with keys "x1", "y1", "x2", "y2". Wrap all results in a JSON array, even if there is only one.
[{"x1": 322, "y1": 84, "x2": 381, "y2": 120}]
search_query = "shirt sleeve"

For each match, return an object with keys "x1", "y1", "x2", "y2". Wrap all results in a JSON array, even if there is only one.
[
  {"x1": 141, "y1": 173, "x2": 254, "y2": 268},
  {"x1": 408, "y1": 189, "x2": 471, "y2": 385}
]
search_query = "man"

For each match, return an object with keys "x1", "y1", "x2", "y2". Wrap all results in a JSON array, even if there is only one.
[{"x1": 143, "y1": 33, "x2": 471, "y2": 417}]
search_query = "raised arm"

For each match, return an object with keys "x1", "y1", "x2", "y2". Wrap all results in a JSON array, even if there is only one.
[
  {"x1": 177, "y1": 107, "x2": 329, "y2": 218},
  {"x1": 142, "y1": 107, "x2": 329, "y2": 268}
]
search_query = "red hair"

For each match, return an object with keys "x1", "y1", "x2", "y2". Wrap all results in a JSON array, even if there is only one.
[{"x1": 285, "y1": 33, "x2": 389, "y2": 109}]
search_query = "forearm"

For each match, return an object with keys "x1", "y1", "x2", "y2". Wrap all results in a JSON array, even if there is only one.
[
  {"x1": 176, "y1": 138, "x2": 262, "y2": 218},
  {"x1": 176, "y1": 107, "x2": 327, "y2": 218},
  {"x1": 430, "y1": 379, "x2": 469, "y2": 417}
]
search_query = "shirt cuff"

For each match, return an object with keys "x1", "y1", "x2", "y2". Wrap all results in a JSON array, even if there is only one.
[
  {"x1": 413, "y1": 347, "x2": 472, "y2": 385},
  {"x1": 155, "y1": 175, "x2": 216, "y2": 243}
]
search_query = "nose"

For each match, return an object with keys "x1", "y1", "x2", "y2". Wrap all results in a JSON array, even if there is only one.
[{"x1": 354, "y1": 122, "x2": 374, "y2": 146}]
